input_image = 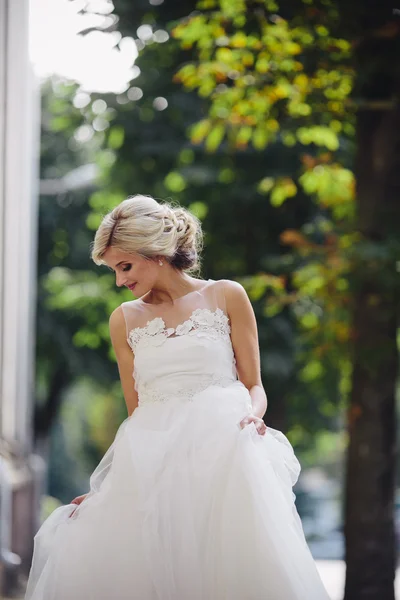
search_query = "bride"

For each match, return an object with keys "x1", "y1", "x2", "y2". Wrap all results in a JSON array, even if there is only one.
[{"x1": 25, "y1": 194, "x2": 330, "y2": 599}]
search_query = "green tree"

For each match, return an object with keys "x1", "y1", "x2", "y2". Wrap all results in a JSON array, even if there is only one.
[
  {"x1": 82, "y1": 0, "x2": 342, "y2": 443},
  {"x1": 37, "y1": 0, "x2": 343, "y2": 500},
  {"x1": 172, "y1": 1, "x2": 400, "y2": 598},
  {"x1": 36, "y1": 79, "x2": 125, "y2": 442}
]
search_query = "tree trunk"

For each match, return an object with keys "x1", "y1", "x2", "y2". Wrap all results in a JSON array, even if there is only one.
[{"x1": 344, "y1": 34, "x2": 400, "y2": 598}]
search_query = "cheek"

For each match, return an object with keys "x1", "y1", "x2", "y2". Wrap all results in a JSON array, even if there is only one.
[{"x1": 135, "y1": 260, "x2": 156, "y2": 280}]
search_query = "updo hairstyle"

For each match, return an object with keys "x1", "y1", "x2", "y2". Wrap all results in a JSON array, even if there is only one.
[{"x1": 90, "y1": 194, "x2": 203, "y2": 274}]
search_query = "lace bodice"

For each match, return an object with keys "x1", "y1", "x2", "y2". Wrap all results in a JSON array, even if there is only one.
[
  {"x1": 127, "y1": 307, "x2": 231, "y2": 351},
  {"x1": 121, "y1": 281, "x2": 240, "y2": 407}
]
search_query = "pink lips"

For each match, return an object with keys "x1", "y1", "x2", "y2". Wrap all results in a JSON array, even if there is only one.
[{"x1": 128, "y1": 283, "x2": 137, "y2": 291}]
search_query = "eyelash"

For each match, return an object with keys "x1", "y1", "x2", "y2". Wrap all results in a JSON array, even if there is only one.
[{"x1": 122, "y1": 264, "x2": 131, "y2": 272}]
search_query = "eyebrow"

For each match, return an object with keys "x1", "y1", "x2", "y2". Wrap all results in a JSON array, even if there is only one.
[{"x1": 107, "y1": 260, "x2": 129, "y2": 271}]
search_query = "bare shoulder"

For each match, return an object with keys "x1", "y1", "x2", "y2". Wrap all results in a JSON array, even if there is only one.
[
  {"x1": 109, "y1": 305, "x2": 124, "y2": 326},
  {"x1": 215, "y1": 279, "x2": 257, "y2": 339},
  {"x1": 109, "y1": 300, "x2": 141, "y2": 339},
  {"x1": 212, "y1": 278, "x2": 249, "y2": 307}
]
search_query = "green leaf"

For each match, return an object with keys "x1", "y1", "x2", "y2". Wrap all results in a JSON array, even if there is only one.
[
  {"x1": 190, "y1": 119, "x2": 212, "y2": 144},
  {"x1": 205, "y1": 124, "x2": 225, "y2": 152},
  {"x1": 252, "y1": 128, "x2": 269, "y2": 150},
  {"x1": 270, "y1": 178, "x2": 297, "y2": 206},
  {"x1": 218, "y1": 167, "x2": 236, "y2": 183},
  {"x1": 164, "y1": 171, "x2": 186, "y2": 192},
  {"x1": 188, "y1": 201, "x2": 208, "y2": 220},
  {"x1": 300, "y1": 359, "x2": 324, "y2": 381},
  {"x1": 107, "y1": 126, "x2": 125, "y2": 150},
  {"x1": 257, "y1": 177, "x2": 275, "y2": 194}
]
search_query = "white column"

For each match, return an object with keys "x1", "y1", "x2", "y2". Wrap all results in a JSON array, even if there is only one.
[{"x1": 0, "y1": 0, "x2": 40, "y2": 452}]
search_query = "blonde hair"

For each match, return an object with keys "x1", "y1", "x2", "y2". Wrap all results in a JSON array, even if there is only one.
[{"x1": 90, "y1": 195, "x2": 203, "y2": 274}]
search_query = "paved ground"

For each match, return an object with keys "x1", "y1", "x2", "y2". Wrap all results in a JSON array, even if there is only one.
[{"x1": 316, "y1": 560, "x2": 400, "y2": 599}]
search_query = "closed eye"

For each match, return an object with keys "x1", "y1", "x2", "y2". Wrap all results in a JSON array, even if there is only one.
[{"x1": 122, "y1": 264, "x2": 132, "y2": 272}]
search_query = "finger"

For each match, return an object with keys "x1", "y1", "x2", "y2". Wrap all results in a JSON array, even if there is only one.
[
  {"x1": 72, "y1": 496, "x2": 84, "y2": 505},
  {"x1": 256, "y1": 423, "x2": 266, "y2": 435}
]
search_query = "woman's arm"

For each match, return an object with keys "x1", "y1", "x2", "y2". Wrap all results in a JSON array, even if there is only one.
[
  {"x1": 224, "y1": 280, "x2": 268, "y2": 421},
  {"x1": 68, "y1": 307, "x2": 138, "y2": 511},
  {"x1": 109, "y1": 306, "x2": 139, "y2": 417}
]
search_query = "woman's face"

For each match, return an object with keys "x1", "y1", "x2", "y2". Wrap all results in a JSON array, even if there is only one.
[{"x1": 102, "y1": 247, "x2": 157, "y2": 296}]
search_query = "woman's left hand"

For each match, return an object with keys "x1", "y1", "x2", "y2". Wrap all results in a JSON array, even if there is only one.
[{"x1": 239, "y1": 414, "x2": 267, "y2": 436}]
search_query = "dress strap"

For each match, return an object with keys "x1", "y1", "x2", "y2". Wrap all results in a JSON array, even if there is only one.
[
  {"x1": 211, "y1": 278, "x2": 227, "y2": 316},
  {"x1": 120, "y1": 301, "x2": 144, "y2": 342}
]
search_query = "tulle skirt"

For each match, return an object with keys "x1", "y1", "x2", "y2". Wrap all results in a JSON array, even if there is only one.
[{"x1": 25, "y1": 381, "x2": 330, "y2": 600}]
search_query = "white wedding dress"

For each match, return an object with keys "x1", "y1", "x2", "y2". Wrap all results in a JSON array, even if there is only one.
[{"x1": 25, "y1": 279, "x2": 330, "y2": 600}]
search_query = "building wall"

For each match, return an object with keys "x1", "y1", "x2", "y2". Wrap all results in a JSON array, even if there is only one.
[{"x1": 0, "y1": 0, "x2": 42, "y2": 594}]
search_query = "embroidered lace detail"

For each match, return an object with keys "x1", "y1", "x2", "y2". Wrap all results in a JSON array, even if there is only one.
[
  {"x1": 137, "y1": 373, "x2": 237, "y2": 406},
  {"x1": 127, "y1": 307, "x2": 230, "y2": 352}
]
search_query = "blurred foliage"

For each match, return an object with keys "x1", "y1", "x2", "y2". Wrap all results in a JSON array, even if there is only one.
[
  {"x1": 172, "y1": 0, "x2": 356, "y2": 344},
  {"x1": 35, "y1": 0, "x2": 367, "y2": 500},
  {"x1": 170, "y1": 0, "x2": 360, "y2": 450},
  {"x1": 172, "y1": 9, "x2": 400, "y2": 589},
  {"x1": 36, "y1": 78, "x2": 136, "y2": 497}
]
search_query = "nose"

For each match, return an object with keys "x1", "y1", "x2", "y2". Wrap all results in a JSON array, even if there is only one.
[{"x1": 116, "y1": 272, "x2": 127, "y2": 288}]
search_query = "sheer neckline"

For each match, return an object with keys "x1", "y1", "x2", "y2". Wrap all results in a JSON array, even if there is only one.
[{"x1": 137, "y1": 278, "x2": 213, "y2": 306}]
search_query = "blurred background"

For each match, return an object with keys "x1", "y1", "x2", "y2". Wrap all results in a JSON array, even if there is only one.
[{"x1": 0, "y1": 0, "x2": 399, "y2": 598}]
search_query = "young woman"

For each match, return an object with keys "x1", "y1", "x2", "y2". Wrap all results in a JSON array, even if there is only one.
[{"x1": 25, "y1": 194, "x2": 330, "y2": 599}]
